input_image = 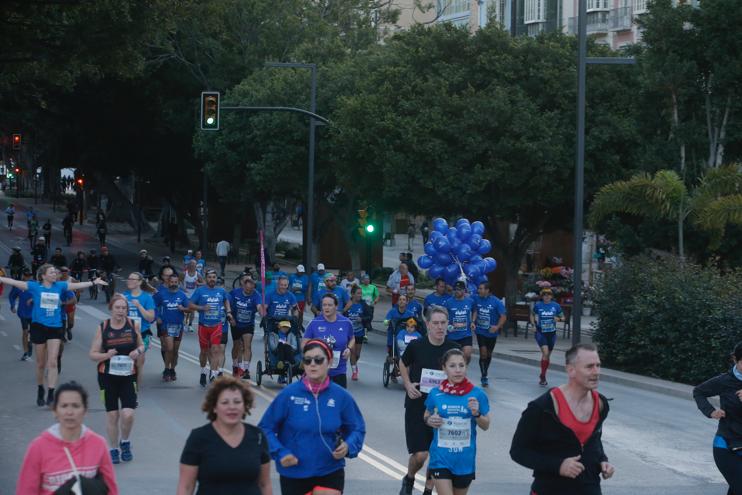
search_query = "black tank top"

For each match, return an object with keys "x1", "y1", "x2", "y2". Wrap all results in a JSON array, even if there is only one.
[{"x1": 99, "y1": 318, "x2": 137, "y2": 374}]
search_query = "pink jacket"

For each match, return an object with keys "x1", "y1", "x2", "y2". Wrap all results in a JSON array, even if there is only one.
[{"x1": 16, "y1": 424, "x2": 118, "y2": 495}]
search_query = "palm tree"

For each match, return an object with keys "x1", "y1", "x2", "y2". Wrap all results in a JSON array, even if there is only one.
[{"x1": 589, "y1": 165, "x2": 742, "y2": 258}]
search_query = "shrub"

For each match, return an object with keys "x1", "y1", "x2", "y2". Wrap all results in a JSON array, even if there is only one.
[{"x1": 593, "y1": 256, "x2": 742, "y2": 384}]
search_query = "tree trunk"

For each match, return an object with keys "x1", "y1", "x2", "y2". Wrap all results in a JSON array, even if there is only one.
[
  {"x1": 715, "y1": 96, "x2": 732, "y2": 167},
  {"x1": 253, "y1": 200, "x2": 292, "y2": 262}
]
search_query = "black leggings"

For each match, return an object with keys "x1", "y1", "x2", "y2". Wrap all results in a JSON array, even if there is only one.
[{"x1": 714, "y1": 447, "x2": 742, "y2": 495}]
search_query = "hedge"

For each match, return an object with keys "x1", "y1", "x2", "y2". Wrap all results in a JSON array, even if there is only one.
[{"x1": 593, "y1": 256, "x2": 742, "y2": 384}]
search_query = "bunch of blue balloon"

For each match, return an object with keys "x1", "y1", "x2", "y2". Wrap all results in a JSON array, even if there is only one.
[{"x1": 417, "y1": 218, "x2": 497, "y2": 294}]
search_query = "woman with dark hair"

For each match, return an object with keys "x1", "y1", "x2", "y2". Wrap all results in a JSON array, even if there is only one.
[
  {"x1": 16, "y1": 382, "x2": 119, "y2": 494},
  {"x1": 177, "y1": 376, "x2": 271, "y2": 495},
  {"x1": 693, "y1": 342, "x2": 742, "y2": 495},
  {"x1": 302, "y1": 293, "x2": 354, "y2": 388},
  {"x1": 259, "y1": 339, "x2": 366, "y2": 495}
]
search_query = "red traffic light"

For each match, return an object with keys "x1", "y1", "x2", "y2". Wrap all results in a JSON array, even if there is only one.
[
  {"x1": 14, "y1": 167, "x2": 20, "y2": 174},
  {"x1": 11, "y1": 134, "x2": 21, "y2": 150},
  {"x1": 76, "y1": 178, "x2": 84, "y2": 186}
]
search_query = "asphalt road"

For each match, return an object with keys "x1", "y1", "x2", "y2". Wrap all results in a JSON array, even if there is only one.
[{"x1": 0, "y1": 202, "x2": 730, "y2": 495}]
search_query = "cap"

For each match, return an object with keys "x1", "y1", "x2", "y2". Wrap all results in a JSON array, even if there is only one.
[
  {"x1": 324, "y1": 273, "x2": 337, "y2": 281},
  {"x1": 540, "y1": 288, "x2": 553, "y2": 295},
  {"x1": 361, "y1": 273, "x2": 370, "y2": 280},
  {"x1": 278, "y1": 320, "x2": 292, "y2": 329},
  {"x1": 12, "y1": 246, "x2": 21, "y2": 251},
  {"x1": 139, "y1": 249, "x2": 148, "y2": 255},
  {"x1": 187, "y1": 249, "x2": 193, "y2": 254},
  {"x1": 38, "y1": 236, "x2": 45, "y2": 241},
  {"x1": 454, "y1": 281, "x2": 466, "y2": 290},
  {"x1": 406, "y1": 318, "x2": 417, "y2": 326},
  {"x1": 317, "y1": 263, "x2": 326, "y2": 271},
  {"x1": 297, "y1": 264, "x2": 306, "y2": 273}
]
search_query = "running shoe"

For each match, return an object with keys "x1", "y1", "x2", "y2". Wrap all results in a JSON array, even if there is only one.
[
  {"x1": 46, "y1": 389, "x2": 54, "y2": 407},
  {"x1": 120, "y1": 441, "x2": 133, "y2": 462},
  {"x1": 539, "y1": 376, "x2": 548, "y2": 387},
  {"x1": 65, "y1": 328, "x2": 72, "y2": 341},
  {"x1": 162, "y1": 369, "x2": 170, "y2": 382},
  {"x1": 399, "y1": 475, "x2": 414, "y2": 495},
  {"x1": 481, "y1": 376, "x2": 489, "y2": 387},
  {"x1": 242, "y1": 370, "x2": 250, "y2": 380},
  {"x1": 36, "y1": 386, "x2": 45, "y2": 407},
  {"x1": 110, "y1": 448, "x2": 120, "y2": 465},
  {"x1": 351, "y1": 370, "x2": 359, "y2": 381},
  {"x1": 21, "y1": 352, "x2": 29, "y2": 361},
  {"x1": 200, "y1": 373, "x2": 207, "y2": 388}
]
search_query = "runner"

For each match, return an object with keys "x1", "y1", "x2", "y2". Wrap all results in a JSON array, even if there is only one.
[
  {"x1": 70, "y1": 251, "x2": 86, "y2": 284},
  {"x1": 472, "y1": 282, "x2": 506, "y2": 387},
  {"x1": 311, "y1": 273, "x2": 349, "y2": 315},
  {"x1": 189, "y1": 269, "x2": 233, "y2": 387},
  {"x1": 359, "y1": 273, "x2": 379, "y2": 337},
  {"x1": 9, "y1": 270, "x2": 33, "y2": 361},
  {"x1": 424, "y1": 278, "x2": 450, "y2": 312},
  {"x1": 30, "y1": 237, "x2": 47, "y2": 277},
  {"x1": 344, "y1": 285, "x2": 370, "y2": 381},
  {"x1": 398, "y1": 306, "x2": 459, "y2": 495},
  {"x1": 259, "y1": 339, "x2": 366, "y2": 495},
  {"x1": 58, "y1": 267, "x2": 78, "y2": 341},
  {"x1": 183, "y1": 249, "x2": 194, "y2": 268},
  {"x1": 193, "y1": 250, "x2": 206, "y2": 277},
  {"x1": 137, "y1": 250, "x2": 154, "y2": 280},
  {"x1": 288, "y1": 264, "x2": 309, "y2": 316},
  {"x1": 89, "y1": 293, "x2": 145, "y2": 464},
  {"x1": 0, "y1": 264, "x2": 107, "y2": 406},
  {"x1": 99, "y1": 245, "x2": 118, "y2": 302},
  {"x1": 228, "y1": 275, "x2": 263, "y2": 380},
  {"x1": 530, "y1": 288, "x2": 565, "y2": 386},
  {"x1": 123, "y1": 272, "x2": 156, "y2": 382},
  {"x1": 693, "y1": 342, "x2": 742, "y2": 494},
  {"x1": 442, "y1": 281, "x2": 475, "y2": 364},
  {"x1": 406, "y1": 285, "x2": 424, "y2": 320},
  {"x1": 424, "y1": 348, "x2": 490, "y2": 495},
  {"x1": 386, "y1": 294, "x2": 415, "y2": 357},
  {"x1": 265, "y1": 276, "x2": 298, "y2": 320},
  {"x1": 42, "y1": 219, "x2": 52, "y2": 249},
  {"x1": 511, "y1": 343, "x2": 614, "y2": 495},
  {"x1": 307, "y1": 262, "x2": 327, "y2": 309},
  {"x1": 302, "y1": 293, "x2": 354, "y2": 388},
  {"x1": 182, "y1": 259, "x2": 204, "y2": 332},
  {"x1": 7, "y1": 246, "x2": 26, "y2": 279},
  {"x1": 153, "y1": 272, "x2": 189, "y2": 382},
  {"x1": 5, "y1": 203, "x2": 15, "y2": 230},
  {"x1": 154, "y1": 266, "x2": 176, "y2": 374}
]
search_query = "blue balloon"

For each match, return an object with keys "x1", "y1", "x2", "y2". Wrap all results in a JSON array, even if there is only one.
[
  {"x1": 429, "y1": 264, "x2": 444, "y2": 279},
  {"x1": 468, "y1": 233, "x2": 482, "y2": 250},
  {"x1": 471, "y1": 221, "x2": 485, "y2": 235},
  {"x1": 424, "y1": 242, "x2": 437, "y2": 256},
  {"x1": 467, "y1": 282, "x2": 478, "y2": 295},
  {"x1": 433, "y1": 218, "x2": 448, "y2": 234},
  {"x1": 457, "y1": 223, "x2": 472, "y2": 241},
  {"x1": 464, "y1": 263, "x2": 480, "y2": 278},
  {"x1": 456, "y1": 218, "x2": 470, "y2": 228},
  {"x1": 476, "y1": 274, "x2": 489, "y2": 284},
  {"x1": 435, "y1": 252, "x2": 453, "y2": 266},
  {"x1": 434, "y1": 236, "x2": 451, "y2": 253},
  {"x1": 469, "y1": 254, "x2": 483, "y2": 266},
  {"x1": 478, "y1": 239, "x2": 492, "y2": 255},
  {"x1": 418, "y1": 255, "x2": 434, "y2": 269},
  {"x1": 456, "y1": 243, "x2": 473, "y2": 261},
  {"x1": 483, "y1": 257, "x2": 497, "y2": 273},
  {"x1": 445, "y1": 263, "x2": 460, "y2": 281},
  {"x1": 429, "y1": 230, "x2": 443, "y2": 242}
]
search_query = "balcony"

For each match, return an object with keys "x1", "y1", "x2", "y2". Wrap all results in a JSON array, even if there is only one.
[
  {"x1": 568, "y1": 11, "x2": 610, "y2": 34},
  {"x1": 609, "y1": 6, "x2": 634, "y2": 31}
]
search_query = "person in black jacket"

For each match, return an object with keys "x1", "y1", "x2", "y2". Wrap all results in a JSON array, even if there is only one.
[
  {"x1": 693, "y1": 342, "x2": 742, "y2": 495},
  {"x1": 510, "y1": 343, "x2": 615, "y2": 495}
]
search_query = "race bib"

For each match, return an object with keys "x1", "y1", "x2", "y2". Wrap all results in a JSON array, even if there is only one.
[
  {"x1": 205, "y1": 303, "x2": 219, "y2": 319},
  {"x1": 404, "y1": 334, "x2": 418, "y2": 344},
  {"x1": 420, "y1": 368, "x2": 446, "y2": 393},
  {"x1": 109, "y1": 355, "x2": 135, "y2": 376},
  {"x1": 331, "y1": 350, "x2": 341, "y2": 369},
  {"x1": 438, "y1": 416, "x2": 471, "y2": 449},
  {"x1": 540, "y1": 319, "x2": 556, "y2": 332},
  {"x1": 166, "y1": 324, "x2": 182, "y2": 337},
  {"x1": 40, "y1": 292, "x2": 60, "y2": 310}
]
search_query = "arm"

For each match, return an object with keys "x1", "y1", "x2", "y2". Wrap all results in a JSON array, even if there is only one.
[
  {"x1": 90, "y1": 326, "x2": 116, "y2": 363},
  {"x1": 135, "y1": 299, "x2": 156, "y2": 322},
  {"x1": 67, "y1": 279, "x2": 105, "y2": 291},
  {"x1": 398, "y1": 358, "x2": 422, "y2": 400},
  {"x1": 176, "y1": 465, "x2": 198, "y2": 495},
  {"x1": 0, "y1": 277, "x2": 28, "y2": 291},
  {"x1": 494, "y1": 313, "x2": 507, "y2": 332},
  {"x1": 510, "y1": 404, "x2": 564, "y2": 474},
  {"x1": 15, "y1": 441, "x2": 42, "y2": 495},
  {"x1": 373, "y1": 286, "x2": 380, "y2": 305},
  {"x1": 693, "y1": 374, "x2": 727, "y2": 418},
  {"x1": 8, "y1": 288, "x2": 18, "y2": 312},
  {"x1": 258, "y1": 463, "x2": 272, "y2": 495},
  {"x1": 340, "y1": 395, "x2": 366, "y2": 458},
  {"x1": 257, "y1": 396, "x2": 294, "y2": 463}
]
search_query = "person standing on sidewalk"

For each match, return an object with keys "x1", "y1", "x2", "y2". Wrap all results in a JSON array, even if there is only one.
[
  {"x1": 693, "y1": 342, "x2": 742, "y2": 494},
  {"x1": 216, "y1": 239, "x2": 231, "y2": 277},
  {"x1": 398, "y1": 306, "x2": 459, "y2": 495},
  {"x1": 510, "y1": 343, "x2": 615, "y2": 495}
]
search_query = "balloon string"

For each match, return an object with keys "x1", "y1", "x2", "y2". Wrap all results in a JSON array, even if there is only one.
[{"x1": 452, "y1": 256, "x2": 467, "y2": 282}]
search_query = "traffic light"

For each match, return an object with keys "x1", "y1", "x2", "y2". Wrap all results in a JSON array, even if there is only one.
[
  {"x1": 357, "y1": 209, "x2": 377, "y2": 238},
  {"x1": 11, "y1": 134, "x2": 21, "y2": 150},
  {"x1": 76, "y1": 178, "x2": 84, "y2": 187},
  {"x1": 14, "y1": 167, "x2": 20, "y2": 175},
  {"x1": 200, "y1": 91, "x2": 220, "y2": 130}
]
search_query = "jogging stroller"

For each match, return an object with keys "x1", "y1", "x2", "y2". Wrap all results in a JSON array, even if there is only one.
[
  {"x1": 255, "y1": 316, "x2": 303, "y2": 386},
  {"x1": 383, "y1": 316, "x2": 426, "y2": 387}
]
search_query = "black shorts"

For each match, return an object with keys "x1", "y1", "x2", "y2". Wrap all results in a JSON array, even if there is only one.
[
  {"x1": 351, "y1": 334, "x2": 365, "y2": 344},
  {"x1": 331, "y1": 374, "x2": 347, "y2": 389},
  {"x1": 447, "y1": 335, "x2": 473, "y2": 348},
  {"x1": 30, "y1": 322, "x2": 64, "y2": 344},
  {"x1": 476, "y1": 333, "x2": 498, "y2": 351},
  {"x1": 19, "y1": 317, "x2": 32, "y2": 330},
  {"x1": 98, "y1": 373, "x2": 138, "y2": 412},
  {"x1": 430, "y1": 468, "x2": 475, "y2": 489},
  {"x1": 220, "y1": 330, "x2": 228, "y2": 345},
  {"x1": 280, "y1": 469, "x2": 344, "y2": 495},
  {"x1": 231, "y1": 325, "x2": 255, "y2": 340},
  {"x1": 405, "y1": 399, "x2": 433, "y2": 454}
]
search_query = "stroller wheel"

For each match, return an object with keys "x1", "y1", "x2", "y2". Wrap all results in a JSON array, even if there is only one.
[
  {"x1": 382, "y1": 360, "x2": 391, "y2": 388},
  {"x1": 286, "y1": 363, "x2": 293, "y2": 384},
  {"x1": 256, "y1": 361, "x2": 263, "y2": 387}
]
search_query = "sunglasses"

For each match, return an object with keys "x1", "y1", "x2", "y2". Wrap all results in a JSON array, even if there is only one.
[{"x1": 302, "y1": 356, "x2": 326, "y2": 366}]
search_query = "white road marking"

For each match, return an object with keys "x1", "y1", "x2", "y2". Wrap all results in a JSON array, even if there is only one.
[
  {"x1": 13, "y1": 344, "x2": 21, "y2": 351},
  {"x1": 0, "y1": 313, "x2": 6, "y2": 321},
  {"x1": 0, "y1": 330, "x2": 7, "y2": 337}
]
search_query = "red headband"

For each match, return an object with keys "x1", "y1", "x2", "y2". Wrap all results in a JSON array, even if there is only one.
[{"x1": 304, "y1": 339, "x2": 333, "y2": 361}]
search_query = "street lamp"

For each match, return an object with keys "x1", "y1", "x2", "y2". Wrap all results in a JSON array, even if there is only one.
[{"x1": 265, "y1": 62, "x2": 318, "y2": 271}]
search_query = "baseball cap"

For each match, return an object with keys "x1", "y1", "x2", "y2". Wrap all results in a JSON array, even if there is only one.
[
  {"x1": 317, "y1": 263, "x2": 325, "y2": 271},
  {"x1": 454, "y1": 281, "x2": 466, "y2": 290},
  {"x1": 297, "y1": 264, "x2": 306, "y2": 273},
  {"x1": 540, "y1": 288, "x2": 553, "y2": 295},
  {"x1": 324, "y1": 273, "x2": 337, "y2": 281},
  {"x1": 406, "y1": 318, "x2": 417, "y2": 326},
  {"x1": 278, "y1": 320, "x2": 292, "y2": 329}
]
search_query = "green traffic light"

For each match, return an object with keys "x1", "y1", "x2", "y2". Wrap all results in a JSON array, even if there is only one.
[
  {"x1": 366, "y1": 224, "x2": 375, "y2": 233},
  {"x1": 206, "y1": 117, "x2": 215, "y2": 125}
]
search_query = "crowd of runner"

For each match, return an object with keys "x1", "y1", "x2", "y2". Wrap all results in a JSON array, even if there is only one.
[{"x1": 3, "y1": 222, "x2": 738, "y2": 495}]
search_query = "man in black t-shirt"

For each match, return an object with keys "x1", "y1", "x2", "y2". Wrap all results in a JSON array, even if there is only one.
[{"x1": 398, "y1": 305, "x2": 459, "y2": 495}]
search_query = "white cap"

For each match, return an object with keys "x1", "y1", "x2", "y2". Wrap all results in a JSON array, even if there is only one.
[
  {"x1": 317, "y1": 263, "x2": 325, "y2": 271},
  {"x1": 297, "y1": 264, "x2": 306, "y2": 273}
]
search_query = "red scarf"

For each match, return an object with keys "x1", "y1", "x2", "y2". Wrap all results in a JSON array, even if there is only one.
[{"x1": 439, "y1": 378, "x2": 474, "y2": 396}]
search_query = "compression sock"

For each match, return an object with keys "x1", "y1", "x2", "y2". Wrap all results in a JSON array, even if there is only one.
[
  {"x1": 540, "y1": 359, "x2": 549, "y2": 378},
  {"x1": 485, "y1": 355, "x2": 493, "y2": 376},
  {"x1": 201, "y1": 366, "x2": 209, "y2": 375},
  {"x1": 479, "y1": 359, "x2": 488, "y2": 378}
]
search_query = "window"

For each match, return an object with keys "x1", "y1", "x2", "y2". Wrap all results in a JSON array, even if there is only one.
[
  {"x1": 587, "y1": 0, "x2": 609, "y2": 10},
  {"x1": 438, "y1": 0, "x2": 471, "y2": 17},
  {"x1": 634, "y1": 0, "x2": 648, "y2": 12},
  {"x1": 524, "y1": 0, "x2": 546, "y2": 23}
]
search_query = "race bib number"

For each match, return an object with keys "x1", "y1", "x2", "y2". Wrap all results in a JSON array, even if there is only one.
[
  {"x1": 438, "y1": 416, "x2": 471, "y2": 449},
  {"x1": 205, "y1": 303, "x2": 219, "y2": 319},
  {"x1": 109, "y1": 355, "x2": 135, "y2": 376},
  {"x1": 404, "y1": 334, "x2": 418, "y2": 344},
  {"x1": 166, "y1": 324, "x2": 182, "y2": 337},
  {"x1": 420, "y1": 368, "x2": 446, "y2": 393},
  {"x1": 331, "y1": 350, "x2": 341, "y2": 369},
  {"x1": 40, "y1": 292, "x2": 60, "y2": 310},
  {"x1": 540, "y1": 319, "x2": 556, "y2": 332}
]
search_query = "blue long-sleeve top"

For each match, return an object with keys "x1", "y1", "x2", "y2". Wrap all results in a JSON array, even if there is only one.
[
  {"x1": 9, "y1": 287, "x2": 33, "y2": 319},
  {"x1": 258, "y1": 380, "x2": 366, "y2": 479}
]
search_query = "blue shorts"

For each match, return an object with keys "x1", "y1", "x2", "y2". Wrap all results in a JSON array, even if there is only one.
[{"x1": 535, "y1": 331, "x2": 556, "y2": 350}]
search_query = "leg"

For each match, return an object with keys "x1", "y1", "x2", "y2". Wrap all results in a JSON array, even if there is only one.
[
  {"x1": 462, "y1": 345, "x2": 473, "y2": 364},
  {"x1": 120, "y1": 408, "x2": 135, "y2": 441},
  {"x1": 433, "y1": 479, "x2": 454, "y2": 495},
  {"x1": 45, "y1": 339, "x2": 62, "y2": 389},
  {"x1": 106, "y1": 410, "x2": 120, "y2": 448},
  {"x1": 714, "y1": 447, "x2": 742, "y2": 494},
  {"x1": 35, "y1": 344, "x2": 47, "y2": 389},
  {"x1": 172, "y1": 338, "x2": 182, "y2": 368},
  {"x1": 351, "y1": 341, "x2": 362, "y2": 366},
  {"x1": 478, "y1": 345, "x2": 489, "y2": 378},
  {"x1": 163, "y1": 336, "x2": 174, "y2": 370}
]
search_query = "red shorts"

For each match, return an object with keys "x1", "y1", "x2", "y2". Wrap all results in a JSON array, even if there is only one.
[
  {"x1": 297, "y1": 301, "x2": 306, "y2": 315},
  {"x1": 198, "y1": 323, "x2": 223, "y2": 350}
]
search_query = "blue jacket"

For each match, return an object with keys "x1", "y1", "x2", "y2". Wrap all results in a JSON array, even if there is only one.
[
  {"x1": 9, "y1": 287, "x2": 33, "y2": 319},
  {"x1": 258, "y1": 380, "x2": 366, "y2": 479}
]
